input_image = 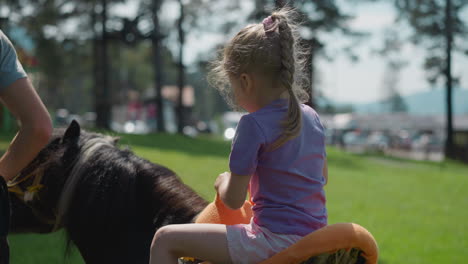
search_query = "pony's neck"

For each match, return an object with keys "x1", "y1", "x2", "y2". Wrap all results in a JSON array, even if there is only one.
[{"x1": 137, "y1": 165, "x2": 209, "y2": 229}]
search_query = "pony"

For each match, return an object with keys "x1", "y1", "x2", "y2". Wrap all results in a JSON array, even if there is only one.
[
  {"x1": 8, "y1": 121, "x2": 374, "y2": 264},
  {"x1": 9, "y1": 120, "x2": 207, "y2": 263}
]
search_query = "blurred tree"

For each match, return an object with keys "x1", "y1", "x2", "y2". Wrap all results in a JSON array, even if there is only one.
[
  {"x1": 135, "y1": 0, "x2": 168, "y2": 132},
  {"x1": 176, "y1": 0, "x2": 185, "y2": 133},
  {"x1": 111, "y1": 43, "x2": 177, "y2": 97},
  {"x1": 3, "y1": 0, "x2": 183, "y2": 131},
  {"x1": 96, "y1": 0, "x2": 111, "y2": 129},
  {"x1": 150, "y1": 0, "x2": 166, "y2": 132},
  {"x1": 387, "y1": 92, "x2": 408, "y2": 113},
  {"x1": 392, "y1": 0, "x2": 468, "y2": 157},
  {"x1": 377, "y1": 29, "x2": 408, "y2": 113},
  {"x1": 322, "y1": 103, "x2": 355, "y2": 114},
  {"x1": 295, "y1": 1, "x2": 367, "y2": 108},
  {"x1": 2, "y1": 0, "x2": 127, "y2": 128},
  {"x1": 175, "y1": 1, "x2": 242, "y2": 126},
  {"x1": 135, "y1": 0, "x2": 237, "y2": 132}
]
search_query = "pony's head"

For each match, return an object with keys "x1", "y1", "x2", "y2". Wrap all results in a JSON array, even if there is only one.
[
  {"x1": 21, "y1": 120, "x2": 119, "y2": 183},
  {"x1": 9, "y1": 120, "x2": 119, "y2": 230}
]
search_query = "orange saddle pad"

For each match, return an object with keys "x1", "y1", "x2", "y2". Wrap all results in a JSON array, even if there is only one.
[
  {"x1": 194, "y1": 196, "x2": 378, "y2": 264},
  {"x1": 195, "y1": 194, "x2": 253, "y2": 225},
  {"x1": 258, "y1": 222, "x2": 378, "y2": 264}
]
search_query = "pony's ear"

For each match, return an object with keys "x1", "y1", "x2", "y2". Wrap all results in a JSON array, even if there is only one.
[{"x1": 63, "y1": 120, "x2": 81, "y2": 143}]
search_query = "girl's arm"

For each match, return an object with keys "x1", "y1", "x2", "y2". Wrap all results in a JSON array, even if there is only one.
[
  {"x1": 0, "y1": 78, "x2": 53, "y2": 180},
  {"x1": 215, "y1": 171, "x2": 251, "y2": 210}
]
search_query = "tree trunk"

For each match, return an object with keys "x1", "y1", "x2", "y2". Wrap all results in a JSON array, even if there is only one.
[
  {"x1": 101, "y1": 0, "x2": 110, "y2": 129},
  {"x1": 92, "y1": 1, "x2": 101, "y2": 128},
  {"x1": 177, "y1": 0, "x2": 185, "y2": 134},
  {"x1": 152, "y1": 0, "x2": 165, "y2": 132},
  {"x1": 445, "y1": 0, "x2": 454, "y2": 158},
  {"x1": 306, "y1": 37, "x2": 321, "y2": 109},
  {"x1": 95, "y1": 0, "x2": 111, "y2": 129}
]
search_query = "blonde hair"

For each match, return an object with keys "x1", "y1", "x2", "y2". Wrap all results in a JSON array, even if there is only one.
[{"x1": 209, "y1": 8, "x2": 309, "y2": 150}]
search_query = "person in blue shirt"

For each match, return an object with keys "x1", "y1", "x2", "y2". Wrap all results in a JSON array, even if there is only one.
[{"x1": 0, "y1": 30, "x2": 52, "y2": 263}]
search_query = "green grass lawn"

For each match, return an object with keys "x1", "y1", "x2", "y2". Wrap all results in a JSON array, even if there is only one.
[{"x1": 3, "y1": 132, "x2": 467, "y2": 263}]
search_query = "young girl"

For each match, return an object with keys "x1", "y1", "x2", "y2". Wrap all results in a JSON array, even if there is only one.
[{"x1": 150, "y1": 8, "x2": 328, "y2": 264}]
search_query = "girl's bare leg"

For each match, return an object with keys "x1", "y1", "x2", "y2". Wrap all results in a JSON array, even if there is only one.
[{"x1": 150, "y1": 223, "x2": 232, "y2": 264}]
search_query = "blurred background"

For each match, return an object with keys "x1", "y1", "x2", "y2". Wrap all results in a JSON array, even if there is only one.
[
  {"x1": 1, "y1": 1, "x2": 468, "y2": 263},
  {"x1": 0, "y1": 0, "x2": 467, "y2": 163}
]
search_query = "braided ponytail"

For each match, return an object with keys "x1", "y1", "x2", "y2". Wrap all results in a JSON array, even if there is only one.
[
  {"x1": 208, "y1": 7, "x2": 309, "y2": 151},
  {"x1": 268, "y1": 10, "x2": 302, "y2": 151}
]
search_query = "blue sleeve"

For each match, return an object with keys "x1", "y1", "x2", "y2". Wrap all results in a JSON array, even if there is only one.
[
  {"x1": 229, "y1": 115, "x2": 265, "y2": 176},
  {"x1": 0, "y1": 30, "x2": 27, "y2": 91}
]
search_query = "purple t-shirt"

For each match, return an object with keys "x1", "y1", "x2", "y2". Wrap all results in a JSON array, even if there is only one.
[{"x1": 229, "y1": 99, "x2": 327, "y2": 236}]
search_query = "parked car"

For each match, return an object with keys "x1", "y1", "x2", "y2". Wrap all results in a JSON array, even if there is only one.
[
  {"x1": 366, "y1": 132, "x2": 390, "y2": 152},
  {"x1": 342, "y1": 130, "x2": 368, "y2": 153},
  {"x1": 343, "y1": 131, "x2": 367, "y2": 147},
  {"x1": 391, "y1": 130, "x2": 413, "y2": 150}
]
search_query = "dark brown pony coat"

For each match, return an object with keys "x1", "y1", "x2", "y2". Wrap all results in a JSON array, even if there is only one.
[{"x1": 9, "y1": 121, "x2": 207, "y2": 263}]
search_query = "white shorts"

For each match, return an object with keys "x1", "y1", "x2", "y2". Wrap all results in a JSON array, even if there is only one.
[{"x1": 226, "y1": 219, "x2": 302, "y2": 264}]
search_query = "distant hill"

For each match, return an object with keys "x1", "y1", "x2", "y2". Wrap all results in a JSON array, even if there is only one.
[{"x1": 325, "y1": 88, "x2": 468, "y2": 115}]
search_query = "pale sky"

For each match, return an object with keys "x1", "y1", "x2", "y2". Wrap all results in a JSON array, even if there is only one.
[
  {"x1": 319, "y1": 1, "x2": 468, "y2": 103},
  {"x1": 113, "y1": 0, "x2": 468, "y2": 104}
]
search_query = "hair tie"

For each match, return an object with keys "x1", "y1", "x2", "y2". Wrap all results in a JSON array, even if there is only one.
[{"x1": 262, "y1": 16, "x2": 276, "y2": 32}]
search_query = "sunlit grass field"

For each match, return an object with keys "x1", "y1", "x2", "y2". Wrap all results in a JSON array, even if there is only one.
[{"x1": 2, "y1": 132, "x2": 467, "y2": 263}]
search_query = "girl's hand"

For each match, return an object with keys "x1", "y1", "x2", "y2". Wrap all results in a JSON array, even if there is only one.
[
  {"x1": 214, "y1": 171, "x2": 250, "y2": 210},
  {"x1": 214, "y1": 172, "x2": 230, "y2": 193}
]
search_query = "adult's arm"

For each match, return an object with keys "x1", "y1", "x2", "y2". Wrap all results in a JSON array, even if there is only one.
[{"x1": 0, "y1": 78, "x2": 52, "y2": 181}]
